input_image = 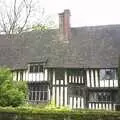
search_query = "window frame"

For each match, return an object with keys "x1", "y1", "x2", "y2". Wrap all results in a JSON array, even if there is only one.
[
  {"x1": 29, "y1": 64, "x2": 44, "y2": 73},
  {"x1": 100, "y1": 69, "x2": 117, "y2": 80},
  {"x1": 28, "y1": 84, "x2": 49, "y2": 102},
  {"x1": 89, "y1": 92, "x2": 112, "y2": 102},
  {"x1": 20, "y1": 71, "x2": 23, "y2": 81}
]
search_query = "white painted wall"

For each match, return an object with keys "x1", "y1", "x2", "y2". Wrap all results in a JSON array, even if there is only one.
[
  {"x1": 88, "y1": 102, "x2": 115, "y2": 110},
  {"x1": 68, "y1": 96, "x2": 84, "y2": 109},
  {"x1": 13, "y1": 69, "x2": 48, "y2": 82}
]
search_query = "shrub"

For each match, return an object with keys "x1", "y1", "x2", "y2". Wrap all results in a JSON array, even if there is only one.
[
  {"x1": 0, "y1": 107, "x2": 120, "y2": 120},
  {"x1": 0, "y1": 67, "x2": 27, "y2": 107}
]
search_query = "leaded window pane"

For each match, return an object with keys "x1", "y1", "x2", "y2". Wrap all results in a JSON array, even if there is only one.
[
  {"x1": 28, "y1": 84, "x2": 48, "y2": 102},
  {"x1": 100, "y1": 69, "x2": 116, "y2": 80},
  {"x1": 89, "y1": 92, "x2": 112, "y2": 102},
  {"x1": 29, "y1": 64, "x2": 44, "y2": 73}
]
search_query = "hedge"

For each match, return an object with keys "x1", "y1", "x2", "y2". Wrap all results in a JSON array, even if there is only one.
[{"x1": 0, "y1": 107, "x2": 120, "y2": 120}]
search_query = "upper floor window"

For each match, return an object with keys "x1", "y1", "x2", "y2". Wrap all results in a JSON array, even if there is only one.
[
  {"x1": 100, "y1": 69, "x2": 116, "y2": 80},
  {"x1": 29, "y1": 64, "x2": 44, "y2": 73},
  {"x1": 67, "y1": 69, "x2": 86, "y2": 84},
  {"x1": 55, "y1": 69, "x2": 64, "y2": 80}
]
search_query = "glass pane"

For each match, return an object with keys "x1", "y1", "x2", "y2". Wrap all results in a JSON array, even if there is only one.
[
  {"x1": 39, "y1": 65, "x2": 43, "y2": 72},
  {"x1": 29, "y1": 91, "x2": 32, "y2": 100},
  {"x1": 100, "y1": 69, "x2": 105, "y2": 80},
  {"x1": 100, "y1": 69, "x2": 116, "y2": 80},
  {"x1": 44, "y1": 85, "x2": 48, "y2": 91},
  {"x1": 33, "y1": 91, "x2": 35, "y2": 100},
  {"x1": 30, "y1": 65, "x2": 34, "y2": 73},
  {"x1": 44, "y1": 92, "x2": 48, "y2": 100},
  {"x1": 37, "y1": 91, "x2": 39, "y2": 100},
  {"x1": 40, "y1": 92, "x2": 43, "y2": 100},
  {"x1": 34, "y1": 66, "x2": 38, "y2": 72},
  {"x1": 55, "y1": 69, "x2": 64, "y2": 80},
  {"x1": 40, "y1": 86, "x2": 43, "y2": 91}
]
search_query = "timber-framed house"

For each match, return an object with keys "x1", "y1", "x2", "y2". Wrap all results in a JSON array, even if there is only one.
[{"x1": 0, "y1": 10, "x2": 120, "y2": 110}]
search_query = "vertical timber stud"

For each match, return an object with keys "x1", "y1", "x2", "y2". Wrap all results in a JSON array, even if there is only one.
[
  {"x1": 91, "y1": 70, "x2": 94, "y2": 87},
  {"x1": 95, "y1": 69, "x2": 99, "y2": 87},
  {"x1": 64, "y1": 69, "x2": 68, "y2": 106},
  {"x1": 52, "y1": 69, "x2": 56, "y2": 103},
  {"x1": 84, "y1": 69, "x2": 88, "y2": 109}
]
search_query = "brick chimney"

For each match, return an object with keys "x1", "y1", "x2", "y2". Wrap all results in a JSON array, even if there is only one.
[{"x1": 59, "y1": 9, "x2": 71, "y2": 41}]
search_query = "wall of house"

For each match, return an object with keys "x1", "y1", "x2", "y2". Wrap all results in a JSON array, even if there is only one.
[
  {"x1": 26, "y1": 69, "x2": 48, "y2": 81},
  {"x1": 51, "y1": 68, "x2": 85, "y2": 109},
  {"x1": 12, "y1": 67, "x2": 118, "y2": 110},
  {"x1": 13, "y1": 69, "x2": 48, "y2": 82},
  {"x1": 88, "y1": 102, "x2": 116, "y2": 110},
  {"x1": 52, "y1": 69, "x2": 68, "y2": 107},
  {"x1": 12, "y1": 68, "x2": 50, "y2": 104},
  {"x1": 86, "y1": 69, "x2": 118, "y2": 88},
  {"x1": 86, "y1": 68, "x2": 118, "y2": 110}
]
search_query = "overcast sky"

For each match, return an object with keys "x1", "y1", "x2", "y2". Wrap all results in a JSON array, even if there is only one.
[
  {"x1": 40, "y1": 0, "x2": 120, "y2": 27},
  {"x1": 1, "y1": 0, "x2": 120, "y2": 27}
]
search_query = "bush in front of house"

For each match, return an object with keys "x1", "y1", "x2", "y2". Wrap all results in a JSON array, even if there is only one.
[
  {"x1": 0, "y1": 107, "x2": 120, "y2": 120},
  {"x1": 0, "y1": 67, "x2": 27, "y2": 107}
]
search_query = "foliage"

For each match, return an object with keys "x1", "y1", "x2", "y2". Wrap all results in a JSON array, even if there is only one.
[
  {"x1": 0, "y1": 106, "x2": 120, "y2": 120},
  {"x1": 0, "y1": 0, "x2": 56, "y2": 34},
  {"x1": 0, "y1": 67, "x2": 27, "y2": 107},
  {"x1": 44, "y1": 100, "x2": 70, "y2": 111},
  {"x1": 32, "y1": 24, "x2": 48, "y2": 31},
  {"x1": 14, "y1": 81, "x2": 28, "y2": 99}
]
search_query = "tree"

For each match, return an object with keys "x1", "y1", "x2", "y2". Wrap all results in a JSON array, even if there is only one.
[
  {"x1": 0, "y1": 67, "x2": 27, "y2": 107},
  {"x1": 0, "y1": 0, "x2": 55, "y2": 34},
  {"x1": 0, "y1": 0, "x2": 33, "y2": 34}
]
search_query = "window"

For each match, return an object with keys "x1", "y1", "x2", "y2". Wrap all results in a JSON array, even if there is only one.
[
  {"x1": 16, "y1": 71, "x2": 19, "y2": 81},
  {"x1": 100, "y1": 69, "x2": 116, "y2": 80},
  {"x1": 68, "y1": 87, "x2": 83, "y2": 96},
  {"x1": 29, "y1": 64, "x2": 44, "y2": 73},
  {"x1": 30, "y1": 65, "x2": 34, "y2": 73},
  {"x1": 55, "y1": 69, "x2": 64, "y2": 80},
  {"x1": 20, "y1": 71, "x2": 23, "y2": 80},
  {"x1": 34, "y1": 65, "x2": 38, "y2": 72},
  {"x1": 29, "y1": 84, "x2": 48, "y2": 102},
  {"x1": 39, "y1": 65, "x2": 44, "y2": 72},
  {"x1": 67, "y1": 69, "x2": 86, "y2": 84},
  {"x1": 89, "y1": 92, "x2": 111, "y2": 102}
]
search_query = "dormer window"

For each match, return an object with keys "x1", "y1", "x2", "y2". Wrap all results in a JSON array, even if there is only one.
[
  {"x1": 29, "y1": 64, "x2": 44, "y2": 73},
  {"x1": 39, "y1": 65, "x2": 43, "y2": 72}
]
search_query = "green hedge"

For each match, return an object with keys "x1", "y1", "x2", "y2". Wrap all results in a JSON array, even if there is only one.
[{"x1": 0, "y1": 107, "x2": 120, "y2": 120}]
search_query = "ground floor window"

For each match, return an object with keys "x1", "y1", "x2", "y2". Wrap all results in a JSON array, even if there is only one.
[
  {"x1": 89, "y1": 92, "x2": 112, "y2": 102},
  {"x1": 28, "y1": 83, "x2": 49, "y2": 102},
  {"x1": 68, "y1": 86, "x2": 84, "y2": 97}
]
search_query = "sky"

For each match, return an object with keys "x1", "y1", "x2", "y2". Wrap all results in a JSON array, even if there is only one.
[
  {"x1": 1, "y1": 0, "x2": 120, "y2": 27},
  {"x1": 39, "y1": 0, "x2": 120, "y2": 27}
]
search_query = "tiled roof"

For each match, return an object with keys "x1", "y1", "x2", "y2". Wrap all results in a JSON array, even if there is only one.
[{"x1": 0, "y1": 24, "x2": 120, "y2": 69}]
